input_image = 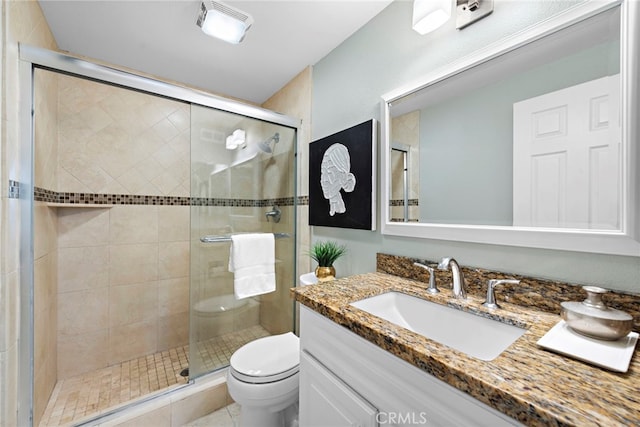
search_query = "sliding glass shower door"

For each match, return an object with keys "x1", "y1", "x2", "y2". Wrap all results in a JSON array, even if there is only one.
[{"x1": 189, "y1": 105, "x2": 297, "y2": 379}]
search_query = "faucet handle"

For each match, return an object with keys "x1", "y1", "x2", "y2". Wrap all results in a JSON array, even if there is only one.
[
  {"x1": 483, "y1": 279, "x2": 520, "y2": 309},
  {"x1": 413, "y1": 262, "x2": 439, "y2": 294}
]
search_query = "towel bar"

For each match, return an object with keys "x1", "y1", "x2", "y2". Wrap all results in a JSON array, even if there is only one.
[{"x1": 200, "y1": 232, "x2": 290, "y2": 243}]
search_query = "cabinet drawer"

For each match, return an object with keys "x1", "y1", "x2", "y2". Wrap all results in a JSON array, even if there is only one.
[{"x1": 300, "y1": 350, "x2": 378, "y2": 427}]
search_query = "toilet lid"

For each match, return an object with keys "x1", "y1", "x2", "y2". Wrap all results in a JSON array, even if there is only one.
[{"x1": 230, "y1": 332, "x2": 300, "y2": 384}]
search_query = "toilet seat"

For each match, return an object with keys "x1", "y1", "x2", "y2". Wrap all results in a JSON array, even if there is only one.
[{"x1": 230, "y1": 332, "x2": 299, "y2": 384}]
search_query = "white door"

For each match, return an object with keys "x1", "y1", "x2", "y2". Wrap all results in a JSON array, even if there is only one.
[{"x1": 513, "y1": 75, "x2": 620, "y2": 229}]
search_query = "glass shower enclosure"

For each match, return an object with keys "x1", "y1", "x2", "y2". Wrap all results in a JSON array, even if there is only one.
[
  {"x1": 21, "y1": 45, "x2": 298, "y2": 425},
  {"x1": 189, "y1": 106, "x2": 297, "y2": 378}
]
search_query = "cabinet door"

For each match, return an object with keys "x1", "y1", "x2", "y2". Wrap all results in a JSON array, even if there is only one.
[{"x1": 300, "y1": 350, "x2": 378, "y2": 427}]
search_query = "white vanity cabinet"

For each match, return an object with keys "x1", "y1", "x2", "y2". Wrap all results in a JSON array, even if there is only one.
[
  {"x1": 300, "y1": 351, "x2": 378, "y2": 426},
  {"x1": 299, "y1": 306, "x2": 523, "y2": 427}
]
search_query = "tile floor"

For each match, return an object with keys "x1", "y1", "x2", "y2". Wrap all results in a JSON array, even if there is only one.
[
  {"x1": 183, "y1": 403, "x2": 240, "y2": 427},
  {"x1": 39, "y1": 326, "x2": 269, "y2": 426}
]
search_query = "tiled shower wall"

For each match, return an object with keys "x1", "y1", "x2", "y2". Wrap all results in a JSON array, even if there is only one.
[
  {"x1": 33, "y1": 64, "x2": 60, "y2": 425},
  {"x1": 262, "y1": 67, "x2": 313, "y2": 289},
  {"x1": 56, "y1": 73, "x2": 191, "y2": 196},
  {"x1": 51, "y1": 73, "x2": 192, "y2": 380},
  {"x1": 56, "y1": 205, "x2": 190, "y2": 378},
  {"x1": 4, "y1": 4, "x2": 308, "y2": 427},
  {"x1": 2, "y1": 2, "x2": 59, "y2": 426}
]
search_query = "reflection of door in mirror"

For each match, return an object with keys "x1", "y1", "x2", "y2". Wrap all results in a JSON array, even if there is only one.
[
  {"x1": 391, "y1": 112, "x2": 420, "y2": 222},
  {"x1": 513, "y1": 74, "x2": 620, "y2": 229},
  {"x1": 391, "y1": 146, "x2": 409, "y2": 222}
]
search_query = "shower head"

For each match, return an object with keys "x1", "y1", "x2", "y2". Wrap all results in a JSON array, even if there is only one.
[{"x1": 258, "y1": 133, "x2": 280, "y2": 154}]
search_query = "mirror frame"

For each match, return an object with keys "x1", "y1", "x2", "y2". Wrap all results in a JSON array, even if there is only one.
[{"x1": 381, "y1": 0, "x2": 640, "y2": 256}]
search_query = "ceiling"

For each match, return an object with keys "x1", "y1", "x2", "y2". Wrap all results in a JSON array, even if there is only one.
[{"x1": 38, "y1": 0, "x2": 394, "y2": 105}]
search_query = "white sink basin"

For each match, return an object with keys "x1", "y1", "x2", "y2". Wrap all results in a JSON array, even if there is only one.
[{"x1": 350, "y1": 292, "x2": 526, "y2": 361}]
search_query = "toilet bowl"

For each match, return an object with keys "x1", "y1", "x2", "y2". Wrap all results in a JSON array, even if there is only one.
[
  {"x1": 226, "y1": 274, "x2": 316, "y2": 427},
  {"x1": 227, "y1": 332, "x2": 300, "y2": 427},
  {"x1": 193, "y1": 294, "x2": 259, "y2": 340}
]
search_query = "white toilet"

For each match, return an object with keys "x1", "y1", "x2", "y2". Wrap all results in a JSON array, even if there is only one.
[
  {"x1": 227, "y1": 332, "x2": 300, "y2": 427},
  {"x1": 226, "y1": 273, "x2": 316, "y2": 427}
]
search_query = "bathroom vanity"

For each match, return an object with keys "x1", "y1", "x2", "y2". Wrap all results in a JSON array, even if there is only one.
[
  {"x1": 293, "y1": 271, "x2": 640, "y2": 426},
  {"x1": 300, "y1": 306, "x2": 520, "y2": 426}
]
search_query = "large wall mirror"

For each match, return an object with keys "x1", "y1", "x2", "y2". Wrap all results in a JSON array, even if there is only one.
[{"x1": 381, "y1": 0, "x2": 640, "y2": 256}]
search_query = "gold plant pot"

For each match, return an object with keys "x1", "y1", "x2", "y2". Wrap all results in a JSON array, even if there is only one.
[{"x1": 315, "y1": 266, "x2": 336, "y2": 282}]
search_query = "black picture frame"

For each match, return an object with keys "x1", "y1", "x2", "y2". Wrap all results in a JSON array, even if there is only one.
[{"x1": 309, "y1": 119, "x2": 376, "y2": 230}]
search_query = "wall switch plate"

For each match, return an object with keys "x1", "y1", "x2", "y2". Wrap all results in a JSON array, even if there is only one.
[{"x1": 456, "y1": 0, "x2": 493, "y2": 30}]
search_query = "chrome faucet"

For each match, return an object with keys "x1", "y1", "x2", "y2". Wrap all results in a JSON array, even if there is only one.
[
  {"x1": 437, "y1": 257, "x2": 466, "y2": 299},
  {"x1": 482, "y1": 279, "x2": 520, "y2": 309},
  {"x1": 265, "y1": 206, "x2": 281, "y2": 223},
  {"x1": 413, "y1": 262, "x2": 439, "y2": 294}
]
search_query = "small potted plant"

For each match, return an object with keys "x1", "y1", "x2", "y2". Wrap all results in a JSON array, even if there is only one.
[{"x1": 309, "y1": 240, "x2": 347, "y2": 282}]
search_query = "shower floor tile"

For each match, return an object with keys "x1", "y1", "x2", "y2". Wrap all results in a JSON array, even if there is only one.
[{"x1": 39, "y1": 325, "x2": 270, "y2": 427}]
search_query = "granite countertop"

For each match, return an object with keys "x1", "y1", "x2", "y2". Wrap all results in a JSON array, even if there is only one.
[{"x1": 292, "y1": 272, "x2": 640, "y2": 427}]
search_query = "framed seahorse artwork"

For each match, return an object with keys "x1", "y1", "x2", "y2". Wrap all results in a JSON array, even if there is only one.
[{"x1": 309, "y1": 119, "x2": 376, "y2": 230}]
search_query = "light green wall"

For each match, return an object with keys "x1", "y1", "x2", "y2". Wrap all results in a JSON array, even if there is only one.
[
  {"x1": 420, "y1": 40, "x2": 619, "y2": 225},
  {"x1": 311, "y1": 0, "x2": 640, "y2": 293}
]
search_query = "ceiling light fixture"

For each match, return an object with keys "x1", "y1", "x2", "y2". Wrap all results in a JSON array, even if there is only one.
[
  {"x1": 196, "y1": 1, "x2": 254, "y2": 44},
  {"x1": 412, "y1": 0, "x2": 452, "y2": 35},
  {"x1": 226, "y1": 129, "x2": 246, "y2": 150}
]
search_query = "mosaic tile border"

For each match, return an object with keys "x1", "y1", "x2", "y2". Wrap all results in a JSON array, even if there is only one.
[
  {"x1": 389, "y1": 198, "x2": 419, "y2": 207},
  {"x1": 32, "y1": 185, "x2": 308, "y2": 207},
  {"x1": 376, "y1": 253, "x2": 640, "y2": 331},
  {"x1": 8, "y1": 180, "x2": 20, "y2": 199}
]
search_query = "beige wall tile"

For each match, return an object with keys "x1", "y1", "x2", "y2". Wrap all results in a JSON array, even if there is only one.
[
  {"x1": 158, "y1": 242, "x2": 189, "y2": 280},
  {"x1": 34, "y1": 202, "x2": 58, "y2": 260},
  {"x1": 0, "y1": 272, "x2": 19, "y2": 353},
  {"x1": 109, "y1": 320, "x2": 157, "y2": 365},
  {"x1": 58, "y1": 288, "x2": 108, "y2": 336},
  {"x1": 57, "y1": 329, "x2": 109, "y2": 379},
  {"x1": 158, "y1": 278, "x2": 189, "y2": 317},
  {"x1": 110, "y1": 403, "x2": 171, "y2": 427},
  {"x1": 158, "y1": 206, "x2": 189, "y2": 242},
  {"x1": 57, "y1": 76, "x2": 190, "y2": 196},
  {"x1": 110, "y1": 206, "x2": 159, "y2": 244},
  {"x1": 58, "y1": 207, "x2": 110, "y2": 248},
  {"x1": 0, "y1": 344, "x2": 19, "y2": 427},
  {"x1": 3, "y1": 199, "x2": 21, "y2": 275},
  {"x1": 58, "y1": 246, "x2": 109, "y2": 293},
  {"x1": 109, "y1": 282, "x2": 158, "y2": 327},
  {"x1": 157, "y1": 312, "x2": 189, "y2": 351},
  {"x1": 170, "y1": 383, "x2": 227, "y2": 426},
  {"x1": 110, "y1": 243, "x2": 159, "y2": 286},
  {"x1": 34, "y1": 254, "x2": 55, "y2": 317}
]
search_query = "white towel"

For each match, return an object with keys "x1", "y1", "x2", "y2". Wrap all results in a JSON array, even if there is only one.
[{"x1": 228, "y1": 233, "x2": 276, "y2": 299}]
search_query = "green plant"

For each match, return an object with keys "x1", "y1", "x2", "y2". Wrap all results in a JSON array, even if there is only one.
[{"x1": 308, "y1": 241, "x2": 347, "y2": 267}]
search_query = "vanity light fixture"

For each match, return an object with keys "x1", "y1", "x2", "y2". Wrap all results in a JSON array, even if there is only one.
[
  {"x1": 456, "y1": 0, "x2": 493, "y2": 30},
  {"x1": 412, "y1": 0, "x2": 493, "y2": 35},
  {"x1": 196, "y1": 0, "x2": 254, "y2": 44},
  {"x1": 412, "y1": 0, "x2": 452, "y2": 35}
]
